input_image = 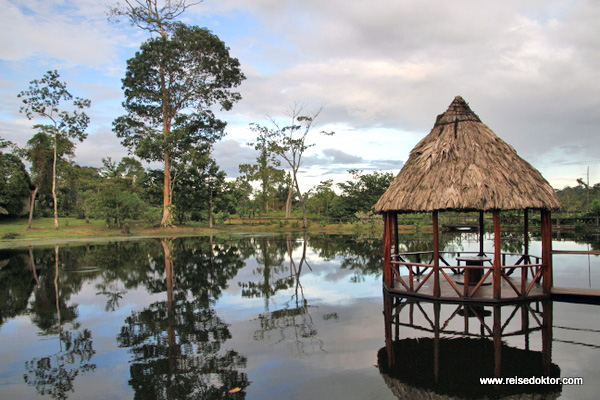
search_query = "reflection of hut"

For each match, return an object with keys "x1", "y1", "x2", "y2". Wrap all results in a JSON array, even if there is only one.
[
  {"x1": 374, "y1": 96, "x2": 561, "y2": 302},
  {"x1": 378, "y1": 293, "x2": 561, "y2": 399}
]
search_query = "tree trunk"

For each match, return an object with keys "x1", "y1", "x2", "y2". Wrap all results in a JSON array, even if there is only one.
[
  {"x1": 209, "y1": 188, "x2": 213, "y2": 228},
  {"x1": 285, "y1": 183, "x2": 293, "y2": 219},
  {"x1": 293, "y1": 175, "x2": 308, "y2": 229},
  {"x1": 28, "y1": 186, "x2": 38, "y2": 229},
  {"x1": 52, "y1": 137, "x2": 59, "y2": 230},
  {"x1": 160, "y1": 151, "x2": 173, "y2": 227}
]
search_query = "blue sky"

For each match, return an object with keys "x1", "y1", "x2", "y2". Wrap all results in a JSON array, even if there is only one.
[{"x1": 1, "y1": 0, "x2": 600, "y2": 191}]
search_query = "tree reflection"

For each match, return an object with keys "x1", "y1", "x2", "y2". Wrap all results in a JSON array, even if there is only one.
[
  {"x1": 238, "y1": 236, "x2": 293, "y2": 311},
  {"x1": 0, "y1": 248, "x2": 38, "y2": 327},
  {"x1": 117, "y1": 238, "x2": 249, "y2": 399},
  {"x1": 24, "y1": 245, "x2": 96, "y2": 400},
  {"x1": 242, "y1": 234, "x2": 324, "y2": 354}
]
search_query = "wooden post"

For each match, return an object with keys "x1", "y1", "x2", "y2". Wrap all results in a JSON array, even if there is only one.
[
  {"x1": 541, "y1": 209, "x2": 553, "y2": 294},
  {"x1": 493, "y1": 210, "x2": 501, "y2": 300},
  {"x1": 479, "y1": 210, "x2": 485, "y2": 256},
  {"x1": 393, "y1": 212, "x2": 399, "y2": 259},
  {"x1": 383, "y1": 212, "x2": 393, "y2": 289},
  {"x1": 433, "y1": 211, "x2": 440, "y2": 298},
  {"x1": 523, "y1": 208, "x2": 529, "y2": 278}
]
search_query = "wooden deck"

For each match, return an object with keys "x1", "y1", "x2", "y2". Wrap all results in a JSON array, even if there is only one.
[
  {"x1": 385, "y1": 274, "x2": 548, "y2": 303},
  {"x1": 551, "y1": 287, "x2": 600, "y2": 304}
]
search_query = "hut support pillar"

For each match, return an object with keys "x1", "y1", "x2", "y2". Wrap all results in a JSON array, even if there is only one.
[
  {"x1": 383, "y1": 212, "x2": 393, "y2": 290},
  {"x1": 479, "y1": 211, "x2": 485, "y2": 256},
  {"x1": 433, "y1": 211, "x2": 440, "y2": 298},
  {"x1": 541, "y1": 209, "x2": 553, "y2": 294},
  {"x1": 393, "y1": 212, "x2": 399, "y2": 259},
  {"x1": 493, "y1": 210, "x2": 501, "y2": 300},
  {"x1": 523, "y1": 209, "x2": 529, "y2": 256}
]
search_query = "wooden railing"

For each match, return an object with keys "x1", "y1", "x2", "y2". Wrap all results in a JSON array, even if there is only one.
[{"x1": 387, "y1": 251, "x2": 544, "y2": 300}]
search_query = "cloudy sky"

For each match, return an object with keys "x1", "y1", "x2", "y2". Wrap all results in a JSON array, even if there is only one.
[{"x1": 1, "y1": 0, "x2": 599, "y2": 191}]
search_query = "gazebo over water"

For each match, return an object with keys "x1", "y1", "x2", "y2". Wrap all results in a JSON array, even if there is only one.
[{"x1": 374, "y1": 96, "x2": 561, "y2": 302}]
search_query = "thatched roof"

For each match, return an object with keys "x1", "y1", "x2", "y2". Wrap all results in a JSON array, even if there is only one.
[{"x1": 374, "y1": 96, "x2": 561, "y2": 212}]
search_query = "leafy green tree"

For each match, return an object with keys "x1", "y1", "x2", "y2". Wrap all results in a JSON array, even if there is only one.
[
  {"x1": 334, "y1": 170, "x2": 394, "y2": 218},
  {"x1": 113, "y1": 22, "x2": 245, "y2": 227},
  {"x1": 590, "y1": 199, "x2": 600, "y2": 217},
  {"x1": 306, "y1": 180, "x2": 338, "y2": 217},
  {"x1": 0, "y1": 152, "x2": 32, "y2": 216},
  {"x1": 90, "y1": 159, "x2": 147, "y2": 230},
  {"x1": 18, "y1": 70, "x2": 91, "y2": 229},
  {"x1": 240, "y1": 125, "x2": 284, "y2": 214}
]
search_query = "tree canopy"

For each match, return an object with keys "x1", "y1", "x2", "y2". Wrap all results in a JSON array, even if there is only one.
[{"x1": 114, "y1": 22, "x2": 245, "y2": 226}]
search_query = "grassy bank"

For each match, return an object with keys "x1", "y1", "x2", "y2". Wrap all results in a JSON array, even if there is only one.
[{"x1": 0, "y1": 217, "x2": 428, "y2": 249}]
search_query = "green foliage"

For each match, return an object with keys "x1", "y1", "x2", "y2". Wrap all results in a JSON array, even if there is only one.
[
  {"x1": 590, "y1": 199, "x2": 600, "y2": 217},
  {"x1": 335, "y1": 170, "x2": 394, "y2": 218},
  {"x1": 113, "y1": 22, "x2": 245, "y2": 225},
  {"x1": 306, "y1": 179, "x2": 337, "y2": 216},
  {"x1": 240, "y1": 123, "x2": 284, "y2": 213},
  {"x1": 18, "y1": 70, "x2": 91, "y2": 227},
  {"x1": 555, "y1": 180, "x2": 600, "y2": 215},
  {"x1": 90, "y1": 183, "x2": 146, "y2": 229},
  {"x1": 0, "y1": 153, "x2": 32, "y2": 216},
  {"x1": 305, "y1": 170, "x2": 393, "y2": 219},
  {"x1": 142, "y1": 206, "x2": 162, "y2": 225}
]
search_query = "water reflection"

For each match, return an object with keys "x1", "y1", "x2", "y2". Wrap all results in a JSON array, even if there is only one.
[
  {"x1": 0, "y1": 232, "x2": 597, "y2": 399},
  {"x1": 116, "y1": 238, "x2": 250, "y2": 399},
  {"x1": 240, "y1": 234, "x2": 325, "y2": 354},
  {"x1": 23, "y1": 245, "x2": 96, "y2": 400},
  {"x1": 378, "y1": 292, "x2": 561, "y2": 399}
]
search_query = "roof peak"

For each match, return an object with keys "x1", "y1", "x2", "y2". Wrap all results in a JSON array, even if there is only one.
[{"x1": 434, "y1": 96, "x2": 481, "y2": 126}]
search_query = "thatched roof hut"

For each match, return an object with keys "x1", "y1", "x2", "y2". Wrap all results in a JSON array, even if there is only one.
[
  {"x1": 374, "y1": 96, "x2": 561, "y2": 213},
  {"x1": 377, "y1": 96, "x2": 559, "y2": 301}
]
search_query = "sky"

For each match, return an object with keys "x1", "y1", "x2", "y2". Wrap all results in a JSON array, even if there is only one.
[{"x1": 1, "y1": 0, "x2": 599, "y2": 192}]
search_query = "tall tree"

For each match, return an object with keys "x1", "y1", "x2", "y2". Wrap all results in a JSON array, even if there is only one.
[
  {"x1": 113, "y1": 23, "x2": 245, "y2": 226},
  {"x1": 18, "y1": 70, "x2": 91, "y2": 229},
  {"x1": 255, "y1": 105, "x2": 333, "y2": 228},
  {"x1": 24, "y1": 132, "x2": 74, "y2": 227}
]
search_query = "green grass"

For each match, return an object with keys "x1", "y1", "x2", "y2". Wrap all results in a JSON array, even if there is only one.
[{"x1": 0, "y1": 216, "x2": 400, "y2": 249}]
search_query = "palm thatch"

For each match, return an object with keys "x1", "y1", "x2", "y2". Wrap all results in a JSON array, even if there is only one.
[{"x1": 374, "y1": 96, "x2": 561, "y2": 212}]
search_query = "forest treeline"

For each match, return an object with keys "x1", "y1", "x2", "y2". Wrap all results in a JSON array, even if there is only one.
[
  {"x1": 1, "y1": 138, "x2": 598, "y2": 230},
  {"x1": 0, "y1": 142, "x2": 397, "y2": 229}
]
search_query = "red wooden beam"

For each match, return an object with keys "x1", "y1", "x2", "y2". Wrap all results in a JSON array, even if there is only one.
[
  {"x1": 432, "y1": 211, "x2": 440, "y2": 298},
  {"x1": 493, "y1": 210, "x2": 501, "y2": 299}
]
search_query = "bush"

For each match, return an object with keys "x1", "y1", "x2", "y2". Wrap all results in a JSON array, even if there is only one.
[
  {"x1": 143, "y1": 207, "x2": 162, "y2": 225},
  {"x1": 1, "y1": 232, "x2": 20, "y2": 240}
]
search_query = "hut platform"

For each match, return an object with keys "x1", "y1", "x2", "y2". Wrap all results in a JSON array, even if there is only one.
[
  {"x1": 385, "y1": 275, "x2": 548, "y2": 303},
  {"x1": 551, "y1": 287, "x2": 600, "y2": 304}
]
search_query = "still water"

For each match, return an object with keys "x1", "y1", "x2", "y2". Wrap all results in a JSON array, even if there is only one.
[{"x1": 0, "y1": 232, "x2": 598, "y2": 399}]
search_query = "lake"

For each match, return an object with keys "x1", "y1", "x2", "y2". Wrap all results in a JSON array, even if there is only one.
[{"x1": 0, "y1": 232, "x2": 599, "y2": 399}]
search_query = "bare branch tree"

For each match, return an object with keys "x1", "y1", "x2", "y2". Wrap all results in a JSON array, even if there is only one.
[{"x1": 108, "y1": 0, "x2": 202, "y2": 37}]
